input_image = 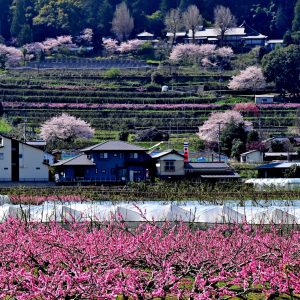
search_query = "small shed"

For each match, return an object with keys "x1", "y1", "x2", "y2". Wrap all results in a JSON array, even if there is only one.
[
  {"x1": 240, "y1": 150, "x2": 264, "y2": 163},
  {"x1": 255, "y1": 95, "x2": 274, "y2": 104}
]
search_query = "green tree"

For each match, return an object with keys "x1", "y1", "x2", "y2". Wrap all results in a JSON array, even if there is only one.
[
  {"x1": 33, "y1": 0, "x2": 84, "y2": 35},
  {"x1": 10, "y1": 0, "x2": 26, "y2": 38},
  {"x1": 262, "y1": 45, "x2": 300, "y2": 96},
  {"x1": 97, "y1": 0, "x2": 113, "y2": 36},
  {"x1": 220, "y1": 120, "x2": 247, "y2": 157},
  {"x1": 247, "y1": 130, "x2": 259, "y2": 143},
  {"x1": 0, "y1": 0, "x2": 11, "y2": 38},
  {"x1": 231, "y1": 139, "x2": 245, "y2": 161},
  {"x1": 18, "y1": 24, "x2": 33, "y2": 45},
  {"x1": 293, "y1": 0, "x2": 300, "y2": 32}
]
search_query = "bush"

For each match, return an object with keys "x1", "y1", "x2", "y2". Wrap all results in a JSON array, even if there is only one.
[
  {"x1": 104, "y1": 68, "x2": 121, "y2": 78},
  {"x1": 135, "y1": 127, "x2": 169, "y2": 142},
  {"x1": 118, "y1": 130, "x2": 129, "y2": 141},
  {"x1": 151, "y1": 72, "x2": 165, "y2": 85}
]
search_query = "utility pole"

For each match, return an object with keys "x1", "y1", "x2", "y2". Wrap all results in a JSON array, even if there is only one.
[
  {"x1": 218, "y1": 122, "x2": 221, "y2": 162},
  {"x1": 23, "y1": 117, "x2": 27, "y2": 142}
]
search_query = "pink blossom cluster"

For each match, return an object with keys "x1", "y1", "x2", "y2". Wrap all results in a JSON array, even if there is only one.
[
  {"x1": 77, "y1": 28, "x2": 93, "y2": 44},
  {"x1": 102, "y1": 38, "x2": 119, "y2": 54},
  {"x1": 24, "y1": 36, "x2": 73, "y2": 54},
  {"x1": 0, "y1": 220, "x2": 299, "y2": 299},
  {"x1": 228, "y1": 66, "x2": 267, "y2": 91},
  {"x1": 258, "y1": 103, "x2": 300, "y2": 109},
  {"x1": 10, "y1": 195, "x2": 86, "y2": 205},
  {"x1": 198, "y1": 110, "x2": 253, "y2": 142},
  {"x1": 40, "y1": 113, "x2": 95, "y2": 142},
  {"x1": 169, "y1": 44, "x2": 233, "y2": 66},
  {"x1": 103, "y1": 38, "x2": 145, "y2": 54},
  {"x1": 3, "y1": 102, "x2": 224, "y2": 110},
  {"x1": 118, "y1": 39, "x2": 145, "y2": 53},
  {"x1": 233, "y1": 102, "x2": 260, "y2": 115},
  {"x1": 0, "y1": 44, "x2": 23, "y2": 66}
]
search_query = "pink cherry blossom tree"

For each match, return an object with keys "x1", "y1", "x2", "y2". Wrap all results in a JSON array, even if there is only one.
[
  {"x1": 118, "y1": 39, "x2": 144, "y2": 53},
  {"x1": 78, "y1": 28, "x2": 93, "y2": 45},
  {"x1": 42, "y1": 35, "x2": 73, "y2": 53},
  {"x1": 23, "y1": 42, "x2": 45, "y2": 56},
  {"x1": 198, "y1": 110, "x2": 252, "y2": 143},
  {"x1": 40, "y1": 113, "x2": 94, "y2": 143},
  {"x1": 228, "y1": 66, "x2": 267, "y2": 91},
  {"x1": 102, "y1": 38, "x2": 119, "y2": 55},
  {"x1": 169, "y1": 44, "x2": 233, "y2": 67},
  {"x1": 0, "y1": 44, "x2": 23, "y2": 67}
]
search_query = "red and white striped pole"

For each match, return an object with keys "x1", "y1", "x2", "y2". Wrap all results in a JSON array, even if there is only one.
[{"x1": 183, "y1": 141, "x2": 189, "y2": 163}]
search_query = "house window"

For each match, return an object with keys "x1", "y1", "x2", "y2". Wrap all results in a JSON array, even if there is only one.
[
  {"x1": 0, "y1": 153, "x2": 4, "y2": 160},
  {"x1": 130, "y1": 153, "x2": 139, "y2": 159},
  {"x1": 101, "y1": 169, "x2": 106, "y2": 174},
  {"x1": 99, "y1": 153, "x2": 108, "y2": 159},
  {"x1": 95, "y1": 168, "x2": 98, "y2": 174},
  {"x1": 165, "y1": 160, "x2": 175, "y2": 172},
  {"x1": 111, "y1": 168, "x2": 116, "y2": 175},
  {"x1": 19, "y1": 154, "x2": 23, "y2": 159},
  {"x1": 0, "y1": 138, "x2": 3, "y2": 146},
  {"x1": 113, "y1": 153, "x2": 119, "y2": 158},
  {"x1": 36, "y1": 167, "x2": 40, "y2": 170}
]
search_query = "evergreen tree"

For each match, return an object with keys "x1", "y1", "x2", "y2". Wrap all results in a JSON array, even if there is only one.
[
  {"x1": 262, "y1": 45, "x2": 300, "y2": 96},
  {"x1": 160, "y1": 0, "x2": 178, "y2": 15},
  {"x1": 220, "y1": 120, "x2": 247, "y2": 157},
  {"x1": 18, "y1": 24, "x2": 33, "y2": 45},
  {"x1": 293, "y1": 0, "x2": 300, "y2": 32},
  {"x1": 0, "y1": 0, "x2": 11, "y2": 39},
  {"x1": 97, "y1": 0, "x2": 113, "y2": 36},
  {"x1": 10, "y1": 0, "x2": 26, "y2": 38}
]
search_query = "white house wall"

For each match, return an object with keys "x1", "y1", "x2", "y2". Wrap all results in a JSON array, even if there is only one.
[
  {"x1": 18, "y1": 143, "x2": 49, "y2": 181},
  {"x1": 0, "y1": 137, "x2": 12, "y2": 181},
  {"x1": 157, "y1": 153, "x2": 185, "y2": 176}
]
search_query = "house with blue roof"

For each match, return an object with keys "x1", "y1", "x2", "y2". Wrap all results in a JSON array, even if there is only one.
[
  {"x1": 257, "y1": 162, "x2": 300, "y2": 178},
  {"x1": 52, "y1": 141, "x2": 155, "y2": 184}
]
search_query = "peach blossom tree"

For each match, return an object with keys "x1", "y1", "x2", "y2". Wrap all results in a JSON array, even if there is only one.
[
  {"x1": 40, "y1": 113, "x2": 94, "y2": 143},
  {"x1": 228, "y1": 66, "x2": 267, "y2": 91}
]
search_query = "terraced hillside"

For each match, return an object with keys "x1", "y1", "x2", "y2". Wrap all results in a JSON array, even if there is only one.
[{"x1": 0, "y1": 68, "x2": 295, "y2": 142}]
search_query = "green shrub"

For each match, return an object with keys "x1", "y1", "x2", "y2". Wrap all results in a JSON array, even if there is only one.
[{"x1": 104, "y1": 68, "x2": 121, "y2": 78}]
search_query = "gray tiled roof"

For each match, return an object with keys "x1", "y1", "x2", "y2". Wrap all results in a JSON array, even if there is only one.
[
  {"x1": 186, "y1": 162, "x2": 230, "y2": 169},
  {"x1": 52, "y1": 154, "x2": 95, "y2": 167},
  {"x1": 201, "y1": 173, "x2": 241, "y2": 179},
  {"x1": 81, "y1": 141, "x2": 148, "y2": 152}
]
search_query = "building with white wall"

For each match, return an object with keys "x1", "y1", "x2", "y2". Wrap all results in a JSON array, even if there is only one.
[{"x1": 0, "y1": 135, "x2": 52, "y2": 182}]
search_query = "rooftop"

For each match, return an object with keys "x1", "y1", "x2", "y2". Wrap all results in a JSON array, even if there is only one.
[
  {"x1": 52, "y1": 154, "x2": 95, "y2": 167},
  {"x1": 137, "y1": 31, "x2": 154, "y2": 37},
  {"x1": 81, "y1": 141, "x2": 148, "y2": 152},
  {"x1": 256, "y1": 162, "x2": 300, "y2": 169},
  {"x1": 185, "y1": 162, "x2": 230, "y2": 170},
  {"x1": 151, "y1": 149, "x2": 184, "y2": 159}
]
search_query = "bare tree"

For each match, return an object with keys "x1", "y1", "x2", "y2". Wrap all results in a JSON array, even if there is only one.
[
  {"x1": 183, "y1": 5, "x2": 203, "y2": 44},
  {"x1": 214, "y1": 5, "x2": 236, "y2": 47},
  {"x1": 165, "y1": 8, "x2": 182, "y2": 47},
  {"x1": 112, "y1": 2, "x2": 134, "y2": 41}
]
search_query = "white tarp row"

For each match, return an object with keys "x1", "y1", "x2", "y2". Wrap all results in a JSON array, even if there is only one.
[
  {"x1": 0, "y1": 202, "x2": 300, "y2": 224},
  {"x1": 245, "y1": 178, "x2": 300, "y2": 191}
]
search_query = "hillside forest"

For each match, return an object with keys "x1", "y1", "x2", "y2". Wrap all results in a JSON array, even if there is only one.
[{"x1": 0, "y1": 0, "x2": 299, "y2": 46}]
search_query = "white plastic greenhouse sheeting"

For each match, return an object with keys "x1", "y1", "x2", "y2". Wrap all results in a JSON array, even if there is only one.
[
  {"x1": 1, "y1": 201, "x2": 300, "y2": 224},
  {"x1": 245, "y1": 178, "x2": 300, "y2": 190}
]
